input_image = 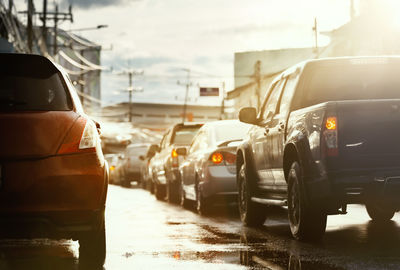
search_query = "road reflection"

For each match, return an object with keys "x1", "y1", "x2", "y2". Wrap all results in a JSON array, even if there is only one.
[{"x1": 0, "y1": 239, "x2": 104, "y2": 270}]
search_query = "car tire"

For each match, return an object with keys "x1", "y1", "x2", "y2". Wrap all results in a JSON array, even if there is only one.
[
  {"x1": 365, "y1": 203, "x2": 395, "y2": 222},
  {"x1": 287, "y1": 161, "x2": 327, "y2": 241},
  {"x1": 180, "y1": 183, "x2": 190, "y2": 209},
  {"x1": 196, "y1": 182, "x2": 210, "y2": 215},
  {"x1": 237, "y1": 163, "x2": 266, "y2": 227},
  {"x1": 154, "y1": 183, "x2": 165, "y2": 201},
  {"x1": 79, "y1": 216, "x2": 106, "y2": 267},
  {"x1": 167, "y1": 181, "x2": 180, "y2": 204}
]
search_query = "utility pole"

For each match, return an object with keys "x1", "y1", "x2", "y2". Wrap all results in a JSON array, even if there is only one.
[
  {"x1": 27, "y1": 0, "x2": 33, "y2": 52},
  {"x1": 177, "y1": 69, "x2": 192, "y2": 123},
  {"x1": 8, "y1": 0, "x2": 13, "y2": 18},
  {"x1": 312, "y1": 17, "x2": 319, "y2": 57},
  {"x1": 120, "y1": 70, "x2": 143, "y2": 123},
  {"x1": 53, "y1": 4, "x2": 58, "y2": 55},
  {"x1": 42, "y1": 0, "x2": 47, "y2": 48},
  {"x1": 220, "y1": 81, "x2": 226, "y2": 120},
  {"x1": 253, "y1": 61, "x2": 261, "y2": 111}
]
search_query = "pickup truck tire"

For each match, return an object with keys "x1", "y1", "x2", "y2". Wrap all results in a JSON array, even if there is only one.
[
  {"x1": 238, "y1": 163, "x2": 266, "y2": 227},
  {"x1": 365, "y1": 203, "x2": 395, "y2": 222},
  {"x1": 287, "y1": 161, "x2": 327, "y2": 241}
]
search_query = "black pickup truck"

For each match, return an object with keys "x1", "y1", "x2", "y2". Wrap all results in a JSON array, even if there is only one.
[{"x1": 237, "y1": 56, "x2": 400, "y2": 241}]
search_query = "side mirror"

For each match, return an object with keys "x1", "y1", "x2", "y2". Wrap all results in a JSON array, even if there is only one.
[
  {"x1": 176, "y1": 147, "x2": 187, "y2": 156},
  {"x1": 149, "y1": 144, "x2": 160, "y2": 154},
  {"x1": 239, "y1": 107, "x2": 258, "y2": 125},
  {"x1": 139, "y1": 155, "x2": 145, "y2": 161}
]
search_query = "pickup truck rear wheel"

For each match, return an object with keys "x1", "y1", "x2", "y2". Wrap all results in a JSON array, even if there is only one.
[
  {"x1": 238, "y1": 163, "x2": 266, "y2": 227},
  {"x1": 287, "y1": 161, "x2": 327, "y2": 241},
  {"x1": 365, "y1": 203, "x2": 395, "y2": 222}
]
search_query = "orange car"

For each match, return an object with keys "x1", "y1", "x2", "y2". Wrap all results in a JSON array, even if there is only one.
[{"x1": 0, "y1": 54, "x2": 108, "y2": 265}]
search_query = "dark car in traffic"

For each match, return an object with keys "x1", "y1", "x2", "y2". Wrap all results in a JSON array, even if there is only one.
[
  {"x1": 0, "y1": 54, "x2": 108, "y2": 265},
  {"x1": 150, "y1": 122, "x2": 203, "y2": 202},
  {"x1": 178, "y1": 120, "x2": 251, "y2": 214},
  {"x1": 237, "y1": 56, "x2": 400, "y2": 241}
]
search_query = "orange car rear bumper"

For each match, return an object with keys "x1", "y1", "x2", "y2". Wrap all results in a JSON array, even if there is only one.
[{"x1": 0, "y1": 152, "x2": 108, "y2": 238}]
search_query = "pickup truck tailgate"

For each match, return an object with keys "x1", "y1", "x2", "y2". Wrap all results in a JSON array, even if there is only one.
[{"x1": 337, "y1": 100, "x2": 400, "y2": 169}]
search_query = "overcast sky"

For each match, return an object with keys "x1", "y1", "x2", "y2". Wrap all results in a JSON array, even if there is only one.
[{"x1": 14, "y1": 0, "x2": 359, "y2": 105}]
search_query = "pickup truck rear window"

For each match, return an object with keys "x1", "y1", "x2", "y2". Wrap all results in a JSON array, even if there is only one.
[
  {"x1": 0, "y1": 56, "x2": 72, "y2": 112},
  {"x1": 304, "y1": 63, "x2": 400, "y2": 107}
]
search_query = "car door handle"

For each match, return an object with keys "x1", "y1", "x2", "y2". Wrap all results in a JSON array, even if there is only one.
[{"x1": 264, "y1": 127, "x2": 269, "y2": 136}]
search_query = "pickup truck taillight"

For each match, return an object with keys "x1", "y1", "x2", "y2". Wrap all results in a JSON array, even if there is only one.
[{"x1": 323, "y1": 116, "x2": 338, "y2": 156}]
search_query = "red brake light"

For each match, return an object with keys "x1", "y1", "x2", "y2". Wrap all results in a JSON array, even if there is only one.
[
  {"x1": 211, "y1": 152, "x2": 223, "y2": 164},
  {"x1": 224, "y1": 152, "x2": 236, "y2": 164}
]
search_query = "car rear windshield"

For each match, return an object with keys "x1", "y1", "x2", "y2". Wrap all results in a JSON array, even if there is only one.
[
  {"x1": 172, "y1": 126, "x2": 201, "y2": 144},
  {"x1": 303, "y1": 60, "x2": 400, "y2": 107},
  {"x1": 0, "y1": 55, "x2": 72, "y2": 111},
  {"x1": 214, "y1": 122, "x2": 250, "y2": 143},
  {"x1": 127, "y1": 146, "x2": 149, "y2": 156}
]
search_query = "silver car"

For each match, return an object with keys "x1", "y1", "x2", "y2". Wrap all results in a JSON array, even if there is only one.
[{"x1": 178, "y1": 120, "x2": 251, "y2": 215}]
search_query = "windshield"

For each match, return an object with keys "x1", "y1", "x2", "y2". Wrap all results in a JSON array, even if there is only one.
[
  {"x1": 213, "y1": 122, "x2": 251, "y2": 143},
  {"x1": 303, "y1": 60, "x2": 400, "y2": 107},
  {"x1": 0, "y1": 56, "x2": 71, "y2": 111},
  {"x1": 172, "y1": 126, "x2": 201, "y2": 144}
]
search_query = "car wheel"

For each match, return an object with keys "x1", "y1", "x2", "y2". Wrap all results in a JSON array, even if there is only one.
[
  {"x1": 166, "y1": 180, "x2": 180, "y2": 204},
  {"x1": 154, "y1": 183, "x2": 165, "y2": 200},
  {"x1": 237, "y1": 163, "x2": 266, "y2": 227},
  {"x1": 287, "y1": 161, "x2": 327, "y2": 241},
  {"x1": 365, "y1": 203, "x2": 395, "y2": 222},
  {"x1": 79, "y1": 216, "x2": 106, "y2": 267},
  {"x1": 180, "y1": 182, "x2": 190, "y2": 209},
  {"x1": 196, "y1": 182, "x2": 210, "y2": 215}
]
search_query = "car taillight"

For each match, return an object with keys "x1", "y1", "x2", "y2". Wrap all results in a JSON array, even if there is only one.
[
  {"x1": 211, "y1": 152, "x2": 224, "y2": 164},
  {"x1": 323, "y1": 116, "x2": 338, "y2": 156},
  {"x1": 171, "y1": 149, "x2": 179, "y2": 167},
  {"x1": 57, "y1": 117, "x2": 99, "y2": 155},
  {"x1": 224, "y1": 152, "x2": 236, "y2": 165}
]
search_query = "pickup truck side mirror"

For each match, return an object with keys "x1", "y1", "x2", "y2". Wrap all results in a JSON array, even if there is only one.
[
  {"x1": 239, "y1": 107, "x2": 258, "y2": 125},
  {"x1": 176, "y1": 147, "x2": 187, "y2": 156}
]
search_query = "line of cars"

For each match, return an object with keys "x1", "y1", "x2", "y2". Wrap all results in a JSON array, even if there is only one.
[
  {"x1": 139, "y1": 56, "x2": 400, "y2": 242},
  {"x1": 140, "y1": 120, "x2": 252, "y2": 214}
]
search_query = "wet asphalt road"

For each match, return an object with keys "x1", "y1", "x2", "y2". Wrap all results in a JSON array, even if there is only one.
[{"x1": 1, "y1": 184, "x2": 400, "y2": 269}]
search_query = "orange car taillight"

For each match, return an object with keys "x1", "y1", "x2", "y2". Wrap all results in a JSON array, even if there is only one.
[
  {"x1": 57, "y1": 117, "x2": 98, "y2": 155},
  {"x1": 211, "y1": 152, "x2": 224, "y2": 164},
  {"x1": 323, "y1": 116, "x2": 338, "y2": 156}
]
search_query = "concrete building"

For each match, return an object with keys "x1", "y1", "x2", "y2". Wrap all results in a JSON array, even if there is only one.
[
  {"x1": 101, "y1": 102, "x2": 222, "y2": 130},
  {"x1": 227, "y1": 48, "x2": 316, "y2": 113}
]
